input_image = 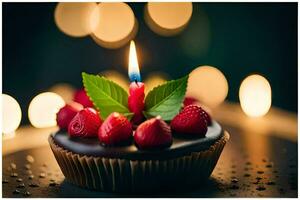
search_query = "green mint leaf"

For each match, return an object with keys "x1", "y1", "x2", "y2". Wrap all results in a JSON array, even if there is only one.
[
  {"x1": 144, "y1": 75, "x2": 188, "y2": 121},
  {"x1": 82, "y1": 72, "x2": 132, "y2": 120}
]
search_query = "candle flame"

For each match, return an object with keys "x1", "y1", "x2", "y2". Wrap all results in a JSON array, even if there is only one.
[{"x1": 128, "y1": 40, "x2": 141, "y2": 82}]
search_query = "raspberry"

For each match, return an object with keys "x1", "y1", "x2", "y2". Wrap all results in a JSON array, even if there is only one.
[{"x1": 170, "y1": 105, "x2": 208, "y2": 136}]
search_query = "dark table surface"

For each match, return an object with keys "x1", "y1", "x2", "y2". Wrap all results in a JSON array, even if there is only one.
[{"x1": 2, "y1": 124, "x2": 298, "y2": 197}]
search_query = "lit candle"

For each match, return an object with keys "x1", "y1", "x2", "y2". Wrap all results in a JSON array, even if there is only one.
[{"x1": 128, "y1": 41, "x2": 145, "y2": 124}]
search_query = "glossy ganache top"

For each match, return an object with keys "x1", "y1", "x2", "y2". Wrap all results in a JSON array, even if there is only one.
[{"x1": 50, "y1": 121, "x2": 223, "y2": 160}]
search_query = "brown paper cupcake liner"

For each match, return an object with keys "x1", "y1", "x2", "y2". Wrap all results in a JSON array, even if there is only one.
[{"x1": 49, "y1": 131, "x2": 230, "y2": 193}]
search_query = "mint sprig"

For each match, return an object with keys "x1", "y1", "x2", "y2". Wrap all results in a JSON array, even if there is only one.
[
  {"x1": 82, "y1": 72, "x2": 188, "y2": 122},
  {"x1": 144, "y1": 75, "x2": 188, "y2": 121},
  {"x1": 82, "y1": 72, "x2": 132, "y2": 120}
]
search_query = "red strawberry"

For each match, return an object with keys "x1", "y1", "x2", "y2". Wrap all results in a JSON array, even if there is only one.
[
  {"x1": 171, "y1": 105, "x2": 208, "y2": 136},
  {"x1": 68, "y1": 107, "x2": 102, "y2": 137},
  {"x1": 200, "y1": 108, "x2": 212, "y2": 126},
  {"x1": 98, "y1": 112, "x2": 133, "y2": 145},
  {"x1": 183, "y1": 98, "x2": 212, "y2": 126},
  {"x1": 73, "y1": 88, "x2": 93, "y2": 107},
  {"x1": 56, "y1": 102, "x2": 83, "y2": 130},
  {"x1": 134, "y1": 116, "x2": 172, "y2": 150},
  {"x1": 183, "y1": 97, "x2": 198, "y2": 107}
]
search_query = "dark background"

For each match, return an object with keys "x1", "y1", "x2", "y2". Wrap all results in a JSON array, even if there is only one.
[{"x1": 3, "y1": 2, "x2": 298, "y2": 125}]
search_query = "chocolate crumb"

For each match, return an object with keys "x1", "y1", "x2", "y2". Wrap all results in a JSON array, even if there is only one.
[
  {"x1": 246, "y1": 161, "x2": 252, "y2": 165},
  {"x1": 24, "y1": 164, "x2": 31, "y2": 170},
  {"x1": 231, "y1": 178, "x2": 239, "y2": 183},
  {"x1": 10, "y1": 163, "x2": 17, "y2": 169},
  {"x1": 2, "y1": 179, "x2": 9, "y2": 183},
  {"x1": 16, "y1": 178, "x2": 23, "y2": 182},
  {"x1": 49, "y1": 182, "x2": 57, "y2": 187},
  {"x1": 17, "y1": 183, "x2": 25, "y2": 188},
  {"x1": 26, "y1": 155, "x2": 34, "y2": 163},
  {"x1": 29, "y1": 183, "x2": 39, "y2": 187},
  {"x1": 23, "y1": 191, "x2": 31, "y2": 196},
  {"x1": 13, "y1": 189, "x2": 20, "y2": 194},
  {"x1": 10, "y1": 172, "x2": 18, "y2": 177},
  {"x1": 266, "y1": 164, "x2": 273, "y2": 168}
]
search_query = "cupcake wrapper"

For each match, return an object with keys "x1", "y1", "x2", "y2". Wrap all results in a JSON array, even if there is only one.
[{"x1": 49, "y1": 132, "x2": 230, "y2": 193}]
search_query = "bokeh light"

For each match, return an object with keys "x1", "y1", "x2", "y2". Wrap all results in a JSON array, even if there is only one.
[
  {"x1": 145, "y1": 2, "x2": 193, "y2": 36},
  {"x1": 144, "y1": 72, "x2": 169, "y2": 94},
  {"x1": 100, "y1": 70, "x2": 129, "y2": 91},
  {"x1": 54, "y1": 2, "x2": 99, "y2": 37},
  {"x1": 91, "y1": 2, "x2": 137, "y2": 49},
  {"x1": 28, "y1": 92, "x2": 65, "y2": 128},
  {"x1": 239, "y1": 74, "x2": 272, "y2": 117},
  {"x1": 49, "y1": 83, "x2": 76, "y2": 103},
  {"x1": 186, "y1": 66, "x2": 228, "y2": 108},
  {"x1": 2, "y1": 94, "x2": 22, "y2": 135}
]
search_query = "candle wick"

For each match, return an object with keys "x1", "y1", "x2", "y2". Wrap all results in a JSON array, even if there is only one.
[{"x1": 135, "y1": 79, "x2": 138, "y2": 85}]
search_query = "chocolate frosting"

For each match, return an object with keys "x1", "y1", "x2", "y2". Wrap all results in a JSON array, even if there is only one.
[{"x1": 51, "y1": 121, "x2": 223, "y2": 160}]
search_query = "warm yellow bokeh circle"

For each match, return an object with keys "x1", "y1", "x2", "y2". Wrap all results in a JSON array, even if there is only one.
[
  {"x1": 28, "y1": 92, "x2": 65, "y2": 128},
  {"x1": 239, "y1": 74, "x2": 272, "y2": 117},
  {"x1": 2, "y1": 94, "x2": 22, "y2": 134},
  {"x1": 186, "y1": 66, "x2": 228, "y2": 108},
  {"x1": 54, "y1": 2, "x2": 99, "y2": 37},
  {"x1": 91, "y1": 2, "x2": 137, "y2": 49},
  {"x1": 145, "y1": 2, "x2": 193, "y2": 36}
]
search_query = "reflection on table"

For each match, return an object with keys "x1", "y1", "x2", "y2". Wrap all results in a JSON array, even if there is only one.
[{"x1": 2, "y1": 102, "x2": 298, "y2": 197}]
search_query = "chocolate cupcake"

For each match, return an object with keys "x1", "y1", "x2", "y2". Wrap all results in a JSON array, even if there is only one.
[
  {"x1": 49, "y1": 72, "x2": 230, "y2": 192},
  {"x1": 49, "y1": 120, "x2": 229, "y2": 192}
]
